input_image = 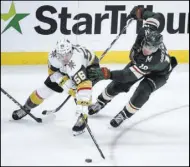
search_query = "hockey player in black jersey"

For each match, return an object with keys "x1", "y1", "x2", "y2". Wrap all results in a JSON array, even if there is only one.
[{"x1": 87, "y1": 6, "x2": 178, "y2": 128}]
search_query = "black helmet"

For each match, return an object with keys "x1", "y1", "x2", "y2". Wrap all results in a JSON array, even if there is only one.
[
  {"x1": 142, "y1": 31, "x2": 163, "y2": 55},
  {"x1": 144, "y1": 30, "x2": 163, "y2": 48}
]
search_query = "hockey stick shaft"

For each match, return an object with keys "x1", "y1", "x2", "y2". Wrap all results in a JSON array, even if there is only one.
[
  {"x1": 81, "y1": 113, "x2": 105, "y2": 159},
  {"x1": 55, "y1": 95, "x2": 72, "y2": 111},
  {"x1": 78, "y1": 19, "x2": 134, "y2": 159},
  {"x1": 42, "y1": 95, "x2": 71, "y2": 115},
  {"x1": 99, "y1": 17, "x2": 133, "y2": 61},
  {"x1": 1, "y1": 87, "x2": 42, "y2": 123}
]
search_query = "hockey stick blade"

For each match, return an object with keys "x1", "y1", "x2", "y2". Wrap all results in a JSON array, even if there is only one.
[
  {"x1": 36, "y1": 118, "x2": 42, "y2": 123},
  {"x1": 42, "y1": 109, "x2": 56, "y2": 115},
  {"x1": 73, "y1": 130, "x2": 85, "y2": 136}
]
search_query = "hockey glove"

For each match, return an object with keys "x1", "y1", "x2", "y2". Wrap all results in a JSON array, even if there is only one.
[
  {"x1": 130, "y1": 6, "x2": 145, "y2": 20},
  {"x1": 68, "y1": 88, "x2": 76, "y2": 98},
  {"x1": 87, "y1": 67, "x2": 111, "y2": 81},
  {"x1": 58, "y1": 75, "x2": 77, "y2": 98},
  {"x1": 76, "y1": 82, "x2": 92, "y2": 115},
  {"x1": 170, "y1": 56, "x2": 178, "y2": 69}
]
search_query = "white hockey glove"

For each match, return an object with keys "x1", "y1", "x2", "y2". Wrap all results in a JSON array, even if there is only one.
[{"x1": 75, "y1": 86, "x2": 92, "y2": 116}]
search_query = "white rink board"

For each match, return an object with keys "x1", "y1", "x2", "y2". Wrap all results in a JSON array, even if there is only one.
[{"x1": 1, "y1": 1, "x2": 189, "y2": 52}]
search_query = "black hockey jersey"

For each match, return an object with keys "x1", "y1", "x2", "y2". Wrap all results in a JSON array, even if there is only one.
[{"x1": 110, "y1": 11, "x2": 172, "y2": 83}]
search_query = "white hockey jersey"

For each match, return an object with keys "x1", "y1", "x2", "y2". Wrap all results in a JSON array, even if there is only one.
[
  {"x1": 48, "y1": 44, "x2": 98, "y2": 109},
  {"x1": 48, "y1": 45, "x2": 96, "y2": 83}
]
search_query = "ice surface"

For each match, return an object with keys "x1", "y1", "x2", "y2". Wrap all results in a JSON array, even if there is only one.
[{"x1": 1, "y1": 64, "x2": 189, "y2": 166}]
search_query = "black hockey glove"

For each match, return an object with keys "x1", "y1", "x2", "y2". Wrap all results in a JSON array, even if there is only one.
[
  {"x1": 170, "y1": 56, "x2": 178, "y2": 69},
  {"x1": 130, "y1": 6, "x2": 145, "y2": 20},
  {"x1": 87, "y1": 67, "x2": 111, "y2": 82}
]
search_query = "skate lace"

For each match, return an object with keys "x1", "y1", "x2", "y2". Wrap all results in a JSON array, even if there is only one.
[
  {"x1": 90, "y1": 102, "x2": 103, "y2": 111},
  {"x1": 114, "y1": 113, "x2": 125, "y2": 124},
  {"x1": 75, "y1": 115, "x2": 86, "y2": 127},
  {"x1": 17, "y1": 109, "x2": 27, "y2": 117}
]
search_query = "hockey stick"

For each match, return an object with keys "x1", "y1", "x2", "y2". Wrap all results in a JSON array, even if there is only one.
[
  {"x1": 1, "y1": 87, "x2": 42, "y2": 123},
  {"x1": 41, "y1": 17, "x2": 134, "y2": 116},
  {"x1": 99, "y1": 17, "x2": 134, "y2": 61},
  {"x1": 81, "y1": 113, "x2": 105, "y2": 159},
  {"x1": 42, "y1": 95, "x2": 71, "y2": 115}
]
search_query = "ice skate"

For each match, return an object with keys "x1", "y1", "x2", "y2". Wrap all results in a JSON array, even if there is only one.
[
  {"x1": 72, "y1": 113, "x2": 88, "y2": 136},
  {"x1": 110, "y1": 110, "x2": 127, "y2": 128},
  {"x1": 88, "y1": 100, "x2": 105, "y2": 115},
  {"x1": 12, "y1": 106, "x2": 30, "y2": 120}
]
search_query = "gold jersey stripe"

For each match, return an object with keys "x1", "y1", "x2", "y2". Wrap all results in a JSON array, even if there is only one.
[
  {"x1": 30, "y1": 91, "x2": 44, "y2": 105},
  {"x1": 48, "y1": 68, "x2": 55, "y2": 75},
  {"x1": 77, "y1": 80, "x2": 92, "y2": 91},
  {"x1": 59, "y1": 75, "x2": 70, "y2": 86}
]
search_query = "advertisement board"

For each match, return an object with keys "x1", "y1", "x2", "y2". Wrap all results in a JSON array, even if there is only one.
[{"x1": 1, "y1": 1, "x2": 189, "y2": 64}]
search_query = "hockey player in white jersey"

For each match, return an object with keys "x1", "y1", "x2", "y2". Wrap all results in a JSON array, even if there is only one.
[{"x1": 12, "y1": 38, "x2": 100, "y2": 134}]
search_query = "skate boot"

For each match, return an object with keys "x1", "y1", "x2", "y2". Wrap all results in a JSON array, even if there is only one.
[
  {"x1": 110, "y1": 109, "x2": 128, "y2": 128},
  {"x1": 12, "y1": 106, "x2": 30, "y2": 120},
  {"x1": 88, "y1": 100, "x2": 106, "y2": 115},
  {"x1": 72, "y1": 113, "x2": 88, "y2": 136}
]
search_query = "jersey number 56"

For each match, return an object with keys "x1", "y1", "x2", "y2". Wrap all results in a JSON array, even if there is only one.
[{"x1": 73, "y1": 71, "x2": 87, "y2": 85}]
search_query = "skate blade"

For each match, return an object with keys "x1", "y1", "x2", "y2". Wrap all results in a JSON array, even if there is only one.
[{"x1": 73, "y1": 130, "x2": 85, "y2": 136}]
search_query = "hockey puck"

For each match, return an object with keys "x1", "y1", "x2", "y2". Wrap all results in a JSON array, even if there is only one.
[{"x1": 85, "y1": 158, "x2": 92, "y2": 163}]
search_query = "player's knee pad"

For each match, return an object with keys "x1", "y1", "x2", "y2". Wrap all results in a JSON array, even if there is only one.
[
  {"x1": 36, "y1": 84, "x2": 55, "y2": 99},
  {"x1": 25, "y1": 83, "x2": 59, "y2": 109},
  {"x1": 97, "y1": 81, "x2": 131, "y2": 105},
  {"x1": 106, "y1": 81, "x2": 131, "y2": 95},
  {"x1": 122, "y1": 84, "x2": 132, "y2": 93},
  {"x1": 146, "y1": 76, "x2": 168, "y2": 92},
  {"x1": 130, "y1": 80, "x2": 153, "y2": 108},
  {"x1": 106, "y1": 81, "x2": 122, "y2": 96},
  {"x1": 44, "y1": 76, "x2": 63, "y2": 93}
]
